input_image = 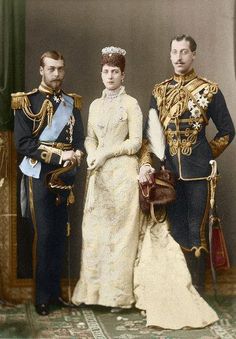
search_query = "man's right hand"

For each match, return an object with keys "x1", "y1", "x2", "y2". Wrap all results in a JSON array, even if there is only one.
[
  {"x1": 62, "y1": 150, "x2": 76, "y2": 167},
  {"x1": 62, "y1": 150, "x2": 75, "y2": 161},
  {"x1": 139, "y1": 164, "x2": 155, "y2": 183}
]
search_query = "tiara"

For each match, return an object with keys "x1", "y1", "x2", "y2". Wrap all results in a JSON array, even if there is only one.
[{"x1": 101, "y1": 46, "x2": 126, "y2": 56}]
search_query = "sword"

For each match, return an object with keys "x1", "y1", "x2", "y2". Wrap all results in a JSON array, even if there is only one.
[{"x1": 208, "y1": 159, "x2": 218, "y2": 299}]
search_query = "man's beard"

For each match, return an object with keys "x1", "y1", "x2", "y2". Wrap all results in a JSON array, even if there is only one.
[
  {"x1": 50, "y1": 79, "x2": 63, "y2": 90},
  {"x1": 43, "y1": 78, "x2": 63, "y2": 91}
]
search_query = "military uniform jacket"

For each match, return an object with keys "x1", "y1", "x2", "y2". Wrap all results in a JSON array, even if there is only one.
[
  {"x1": 143, "y1": 70, "x2": 235, "y2": 180},
  {"x1": 12, "y1": 84, "x2": 85, "y2": 178}
]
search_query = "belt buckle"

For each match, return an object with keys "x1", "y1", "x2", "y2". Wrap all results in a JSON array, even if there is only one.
[{"x1": 56, "y1": 142, "x2": 63, "y2": 149}]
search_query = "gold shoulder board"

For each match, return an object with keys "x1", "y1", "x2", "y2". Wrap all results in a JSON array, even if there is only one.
[
  {"x1": 68, "y1": 93, "x2": 82, "y2": 110},
  {"x1": 11, "y1": 89, "x2": 38, "y2": 110},
  {"x1": 198, "y1": 76, "x2": 218, "y2": 87},
  {"x1": 198, "y1": 76, "x2": 219, "y2": 95}
]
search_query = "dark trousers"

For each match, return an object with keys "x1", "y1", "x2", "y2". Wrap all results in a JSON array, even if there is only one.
[
  {"x1": 167, "y1": 179, "x2": 210, "y2": 293},
  {"x1": 167, "y1": 179, "x2": 209, "y2": 251},
  {"x1": 26, "y1": 172, "x2": 68, "y2": 305}
]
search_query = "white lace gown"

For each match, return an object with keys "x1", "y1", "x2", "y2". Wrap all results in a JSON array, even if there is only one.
[
  {"x1": 134, "y1": 215, "x2": 219, "y2": 329},
  {"x1": 72, "y1": 85, "x2": 218, "y2": 327},
  {"x1": 72, "y1": 86, "x2": 143, "y2": 308}
]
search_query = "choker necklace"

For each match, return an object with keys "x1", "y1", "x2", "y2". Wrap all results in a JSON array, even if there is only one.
[{"x1": 105, "y1": 87, "x2": 121, "y2": 100}]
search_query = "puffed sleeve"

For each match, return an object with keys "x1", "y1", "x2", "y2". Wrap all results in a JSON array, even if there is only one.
[
  {"x1": 139, "y1": 95, "x2": 163, "y2": 166},
  {"x1": 208, "y1": 89, "x2": 235, "y2": 158}
]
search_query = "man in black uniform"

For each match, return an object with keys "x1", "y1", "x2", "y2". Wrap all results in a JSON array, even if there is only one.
[
  {"x1": 12, "y1": 51, "x2": 85, "y2": 315},
  {"x1": 139, "y1": 35, "x2": 235, "y2": 295}
]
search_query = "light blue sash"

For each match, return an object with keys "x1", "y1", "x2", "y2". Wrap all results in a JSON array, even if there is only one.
[
  {"x1": 19, "y1": 93, "x2": 73, "y2": 178},
  {"x1": 39, "y1": 94, "x2": 73, "y2": 141}
]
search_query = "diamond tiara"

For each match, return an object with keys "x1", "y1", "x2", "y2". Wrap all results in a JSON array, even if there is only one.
[{"x1": 101, "y1": 46, "x2": 126, "y2": 56}]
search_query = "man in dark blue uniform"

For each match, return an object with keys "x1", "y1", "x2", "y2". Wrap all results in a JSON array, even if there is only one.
[
  {"x1": 12, "y1": 51, "x2": 85, "y2": 315},
  {"x1": 139, "y1": 35, "x2": 235, "y2": 295}
]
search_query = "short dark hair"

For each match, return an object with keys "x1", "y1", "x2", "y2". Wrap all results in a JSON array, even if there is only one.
[
  {"x1": 170, "y1": 34, "x2": 197, "y2": 52},
  {"x1": 40, "y1": 50, "x2": 65, "y2": 67}
]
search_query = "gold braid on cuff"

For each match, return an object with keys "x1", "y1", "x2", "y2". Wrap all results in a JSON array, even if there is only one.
[
  {"x1": 209, "y1": 135, "x2": 229, "y2": 158},
  {"x1": 38, "y1": 144, "x2": 63, "y2": 163}
]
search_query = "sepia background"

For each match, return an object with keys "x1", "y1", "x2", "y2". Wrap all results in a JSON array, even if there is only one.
[
  {"x1": 1, "y1": 0, "x2": 236, "y2": 301},
  {"x1": 25, "y1": 0, "x2": 236, "y2": 263}
]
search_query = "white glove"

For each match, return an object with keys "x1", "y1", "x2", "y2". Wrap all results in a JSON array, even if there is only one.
[
  {"x1": 87, "y1": 153, "x2": 96, "y2": 168},
  {"x1": 87, "y1": 150, "x2": 108, "y2": 170}
]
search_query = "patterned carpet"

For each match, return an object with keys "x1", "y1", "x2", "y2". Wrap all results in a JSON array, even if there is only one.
[{"x1": 0, "y1": 296, "x2": 235, "y2": 339}]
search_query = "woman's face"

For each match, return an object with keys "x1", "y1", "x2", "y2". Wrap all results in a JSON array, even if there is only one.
[{"x1": 101, "y1": 64, "x2": 124, "y2": 91}]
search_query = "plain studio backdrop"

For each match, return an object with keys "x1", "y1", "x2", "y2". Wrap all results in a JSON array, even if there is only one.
[{"x1": 21, "y1": 0, "x2": 236, "y2": 275}]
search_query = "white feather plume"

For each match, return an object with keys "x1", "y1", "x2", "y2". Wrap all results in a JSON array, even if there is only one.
[{"x1": 146, "y1": 108, "x2": 166, "y2": 161}]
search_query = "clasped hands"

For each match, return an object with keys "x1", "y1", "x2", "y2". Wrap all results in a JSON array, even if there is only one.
[
  {"x1": 87, "y1": 149, "x2": 108, "y2": 171},
  {"x1": 86, "y1": 152, "x2": 156, "y2": 176}
]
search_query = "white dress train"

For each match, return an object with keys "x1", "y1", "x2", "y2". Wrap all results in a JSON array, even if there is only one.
[{"x1": 134, "y1": 215, "x2": 219, "y2": 329}]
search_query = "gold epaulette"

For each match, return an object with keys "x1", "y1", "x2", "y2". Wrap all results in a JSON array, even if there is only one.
[
  {"x1": 11, "y1": 89, "x2": 38, "y2": 110},
  {"x1": 197, "y1": 76, "x2": 219, "y2": 96},
  {"x1": 68, "y1": 93, "x2": 82, "y2": 110},
  {"x1": 152, "y1": 77, "x2": 173, "y2": 96},
  {"x1": 198, "y1": 76, "x2": 218, "y2": 87}
]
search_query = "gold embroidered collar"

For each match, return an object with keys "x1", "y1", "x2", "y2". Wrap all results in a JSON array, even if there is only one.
[
  {"x1": 39, "y1": 83, "x2": 61, "y2": 95},
  {"x1": 173, "y1": 69, "x2": 197, "y2": 84}
]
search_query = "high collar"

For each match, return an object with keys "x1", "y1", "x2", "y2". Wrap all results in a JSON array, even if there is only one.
[
  {"x1": 38, "y1": 82, "x2": 62, "y2": 95},
  {"x1": 173, "y1": 69, "x2": 197, "y2": 84},
  {"x1": 102, "y1": 86, "x2": 126, "y2": 99}
]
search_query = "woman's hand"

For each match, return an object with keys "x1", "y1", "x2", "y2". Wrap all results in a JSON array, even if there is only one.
[
  {"x1": 87, "y1": 150, "x2": 108, "y2": 170},
  {"x1": 87, "y1": 153, "x2": 96, "y2": 168},
  {"x1": 139, "y1": 164, "x2": 155, "y2": 183}
]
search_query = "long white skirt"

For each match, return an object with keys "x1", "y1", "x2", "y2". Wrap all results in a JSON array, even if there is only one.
[
  {"x1": 134, "y1": 216, "x2": 219, "y2": 329},
  {"x1": 72, "y1": 156, "x2": 140, "y2": 308}
]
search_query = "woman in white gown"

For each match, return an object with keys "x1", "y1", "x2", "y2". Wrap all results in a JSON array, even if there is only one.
[
  {"x1": 73, "y1": 45, "x2": 219, "y2": 329},
  {"x1": 72, "y1": 46, "x2": 143, "y2": 309}
]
